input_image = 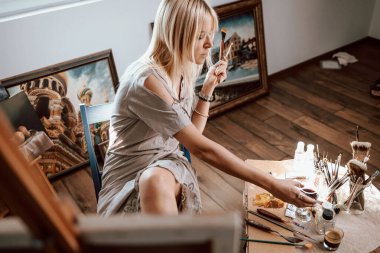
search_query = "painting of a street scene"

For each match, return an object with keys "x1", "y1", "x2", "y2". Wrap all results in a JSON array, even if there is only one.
[
  {"x1": 197, "y1": 11, "x2": 260, "y2": 107},
  {"x1": 195, "y1": 0, "x2": 269, "y2": 117},
  {"x1": 4, "y1": 51, "x2": 117, "y2": 177}
]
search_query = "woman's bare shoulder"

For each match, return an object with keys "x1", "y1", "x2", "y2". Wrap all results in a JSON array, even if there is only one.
[{"x1": 143, "y1": 74, "x2": 173, "y2": 104}]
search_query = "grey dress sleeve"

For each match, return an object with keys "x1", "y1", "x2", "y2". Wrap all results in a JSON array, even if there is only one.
[{"x1": 127, "y1": 84, "x2": 192, "y2": 139}]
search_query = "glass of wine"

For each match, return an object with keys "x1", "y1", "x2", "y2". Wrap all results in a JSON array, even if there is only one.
[{"x1": 295, "y1": 186, "x2": 318, "y2": 222}]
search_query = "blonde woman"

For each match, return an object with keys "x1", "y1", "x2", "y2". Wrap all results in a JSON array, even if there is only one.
[{"x1": 97, "y1": 0, "x2": 315, "y2": 216}]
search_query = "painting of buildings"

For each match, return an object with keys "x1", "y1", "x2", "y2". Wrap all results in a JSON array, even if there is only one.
[
  {"x1": 4, "y1": 57, "x2": 116, "y2": 176},
  {"x1": 196, "y1": 10, "x2": 261, "y2": 107}
]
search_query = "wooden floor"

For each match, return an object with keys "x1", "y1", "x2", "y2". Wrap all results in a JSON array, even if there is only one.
[{"x1": 198, "y1": 37, "x2": 380, "y2": 213}]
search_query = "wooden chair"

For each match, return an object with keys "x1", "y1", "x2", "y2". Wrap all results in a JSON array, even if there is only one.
[
  {"x1": 79, "y1": 103, "x2": 113, "y2": 201},
  {"x1": 0, "y1": 108, "x2": 241, "y2": 253}
]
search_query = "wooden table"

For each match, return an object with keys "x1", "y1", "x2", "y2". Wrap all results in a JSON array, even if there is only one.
[{"x1": 244, "y1": 159, "x2": 380, "y2": 253}]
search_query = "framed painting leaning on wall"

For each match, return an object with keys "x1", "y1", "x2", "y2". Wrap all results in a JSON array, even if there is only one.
[
  {"x1": 0, "y1": 49, "x2": 118, "y2": 177},
  {"x1": 196, "y1": 0, "x2": 269, "y2": 117}
]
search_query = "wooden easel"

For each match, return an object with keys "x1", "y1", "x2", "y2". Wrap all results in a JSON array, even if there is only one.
[
  {"x1": 0, "y1": 109, "x2": 241, "y2": 253},
  {"x1": 0, "y1": 109, "x2": 79, "y2": 253}
]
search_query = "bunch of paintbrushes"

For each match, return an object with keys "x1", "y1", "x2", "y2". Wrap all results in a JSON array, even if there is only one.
[
  {"x1": 314, "y1": 126, "x2": 379, "y2": 212},
  {"x1": 313, "y1": 149, "x2": 348, "y2": 203},
  {"x1": 343, "y1": 127, "x2": 378, "y2": 211},
  {"x1": 345, "y1": 170, "x2": 380, "y2": 209}
]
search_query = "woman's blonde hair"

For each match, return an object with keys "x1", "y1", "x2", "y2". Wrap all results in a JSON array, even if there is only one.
[{"x1": 123, "y1": 0, "x2": 218, "y2": 100}]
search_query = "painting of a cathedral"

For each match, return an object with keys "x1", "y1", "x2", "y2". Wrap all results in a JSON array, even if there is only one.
[{"x1": 3, "y1": 50, "x2": 118, "y2": 176}]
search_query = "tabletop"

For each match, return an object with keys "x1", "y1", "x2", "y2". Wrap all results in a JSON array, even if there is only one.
[{"x1": 244, "y1": 159, "x2": 380, "y2": 253}]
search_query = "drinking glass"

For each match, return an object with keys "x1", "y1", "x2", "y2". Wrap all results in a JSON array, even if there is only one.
[
  {"x1": 323, "y1": 227, "x2": 344, "y2": 251},
  {"x1": 295, "y1": 186, "x2": 318, "y2": 222}
]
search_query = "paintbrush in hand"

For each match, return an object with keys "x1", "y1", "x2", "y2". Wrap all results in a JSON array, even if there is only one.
[
  {"x1": 219, "y1": 27, "x2": 227, "y2": 60},
  {"x1": 215, "y1": 42, "x2": 234, "y2": 85}
]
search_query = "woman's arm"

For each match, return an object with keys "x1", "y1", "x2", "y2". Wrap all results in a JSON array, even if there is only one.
[
  {"x1": 175, "y1": 124, "x2": 316, "y2": 207},
  {"x1": 143, "y1": 73, "x2": 314, "y2": 207}
]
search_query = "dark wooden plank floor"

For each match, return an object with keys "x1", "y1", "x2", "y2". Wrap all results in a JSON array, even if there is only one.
[{"x1": 198, "y1": 37, "x2": 380, "y2": 214}]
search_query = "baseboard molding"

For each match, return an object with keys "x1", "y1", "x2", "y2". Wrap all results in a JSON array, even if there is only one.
[{"x1": 268, "y1": 36, "x2": 377, "y2": 82}]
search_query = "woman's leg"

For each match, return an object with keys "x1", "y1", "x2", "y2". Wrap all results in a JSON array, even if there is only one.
[{"x1": 139, "y1": 167, "x2": 181, "y2": 214}]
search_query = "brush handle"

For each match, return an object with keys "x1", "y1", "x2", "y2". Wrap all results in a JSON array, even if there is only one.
[
  {"x1": 245, "y1": 219, "x2": 273, "y2": 232},
  {"x1": 219, "y1": 40, "x2": 224, "y2": 61},
  {"x1": 240, "y1": 237, "x2": 304, "y2": 247},
  {"x1": 345, "y1": 177, "x2": 364, "y2": 208},
  {"x1": 364, "y1": 170, "x2": 380, "y2": 185},
  {"x1": 257, "y1": 208, "x2": 286, "y2": 223}
]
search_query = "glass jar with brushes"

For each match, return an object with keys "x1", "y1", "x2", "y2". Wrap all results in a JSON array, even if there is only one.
[
  {"x1": 346, "y1": 177, "x2": 365, "y2": 215},
  {"x1": 345, "y1": 159, "x2": 369, "y2": 215}
]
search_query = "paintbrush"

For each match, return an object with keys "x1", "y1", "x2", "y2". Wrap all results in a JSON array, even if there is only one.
[
  {"x1": 356, "y1": 125, "x2": 359, "y2": 141},
  {"x1": 248, "y1": 210, "x2": 320, "y2": 243},
  {"x1": 335, "y1": 153, "x2": 342, "y2": 181},
  {"x1": 240, "y1": 237, "x2": 313, "y2": 249},
  {"x1": 347, "y1": 159, "x2": 367, "y2": 182},
  {"x1": 350, "y1": 141, "x2": 371, "y2": 162},
  {"x1": 363, "y1": 170, "x2": 380, "y2": 185},
  {"x1": 219, "y1": 27, "x2": 227, "y2": 60},
  {"x1": 225, "y1": 42, "x2": 234, "y2": 59},
  {"x1": 215, "y1": 42, "x2": 234, "y2": 85},
  {"x1": 345, "y1": 177, "x2": 364, "y2": 209},
  {"x1": 316, "y1": 144, "x2": 320, "y2": 159}
]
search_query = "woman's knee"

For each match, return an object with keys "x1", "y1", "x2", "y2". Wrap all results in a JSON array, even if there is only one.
[{"x1": 139, "y1": 167, "x2": 179, "y2": 197}]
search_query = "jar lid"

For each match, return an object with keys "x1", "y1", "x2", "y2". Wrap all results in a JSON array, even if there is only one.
[{"x1": 322, "y1": 209, "x2": 334, "y2": 220}]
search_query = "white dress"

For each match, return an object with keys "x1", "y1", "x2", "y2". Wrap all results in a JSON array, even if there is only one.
[{"x1": 97, "y1": 64, "x2": 201, "y2": 216}]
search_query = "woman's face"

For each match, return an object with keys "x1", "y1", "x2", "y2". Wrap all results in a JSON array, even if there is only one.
[{"x1": 194, "y1": 17, "x2": 214, "y2": 65}]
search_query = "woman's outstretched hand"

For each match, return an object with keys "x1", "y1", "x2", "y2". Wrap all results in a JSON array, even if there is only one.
[
  {"x1": 203, "y1": 56, "x2": 228, "y2": 88},
  {"x1": 270, "y1": 179, "x2": 316, "y2": 207}
]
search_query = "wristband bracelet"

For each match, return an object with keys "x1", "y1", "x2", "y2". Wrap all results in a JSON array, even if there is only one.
[
  {"x1": 193, "y1": 109, "x2": 209, "y2": 118},
  {"x1": 198, "y1": 92, "x2": 215, "y2": 102}
]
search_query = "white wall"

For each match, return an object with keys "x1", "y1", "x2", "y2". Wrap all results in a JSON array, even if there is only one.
[
  {"x1": 0, "y1": 0, "x2": 377, "y2": 80},
  {"x1": 0, "y1": 0, "x2": 160, "y2": 80},
  {"x1": 369, "y1": 0, "x2": 380, "y2": 39},
  {"x1": 262, "y1": 0, "x2": 375, "y2": 73}
]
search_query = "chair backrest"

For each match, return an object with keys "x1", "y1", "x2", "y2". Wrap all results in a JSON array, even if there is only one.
[
  {"x1": 181, "y1": 144, "x2": 192, "y2": 163},
  {"x1": 80, "y1": 103, "x2": 114, "y2": 201},
  {"x1": 0, "y1": 108, "x2": 241, "y2": 253}
]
